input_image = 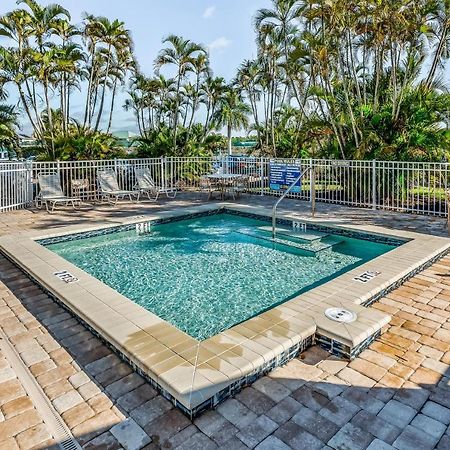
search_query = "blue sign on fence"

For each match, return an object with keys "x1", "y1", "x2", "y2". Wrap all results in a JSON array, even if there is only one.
[{"x1": 269, "y1": 163, "x2": 302, "y2": 193}]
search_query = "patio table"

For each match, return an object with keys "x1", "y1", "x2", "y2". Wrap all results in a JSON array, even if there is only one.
[{"x1": 206, "y1": 173, "x2": 244, "y2": 200}]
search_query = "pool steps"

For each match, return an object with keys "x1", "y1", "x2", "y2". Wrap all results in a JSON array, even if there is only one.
[
  {"x1": 235, "y1": 227, "x2": 344, "y2": 255},
  {"x1": 258, "y1": 225, "x2": 328, "y2": 242}
]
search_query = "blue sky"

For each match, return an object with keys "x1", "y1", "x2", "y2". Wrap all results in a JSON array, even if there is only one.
[{"x1": 0, "y1": 0, "x2": 270, "y2": 134}]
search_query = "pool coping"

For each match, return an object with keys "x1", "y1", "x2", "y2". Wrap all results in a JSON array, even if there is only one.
[{"x1": 1, "y1": 202, "x2": 449, "y2": 417}]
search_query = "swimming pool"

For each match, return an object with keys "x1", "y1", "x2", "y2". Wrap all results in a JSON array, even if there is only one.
[{"x1": 47, "y1": 212, "x2": 397, "y2": 340}]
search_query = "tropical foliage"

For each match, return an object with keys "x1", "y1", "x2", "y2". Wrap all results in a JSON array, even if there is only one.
[
  {"x1": 1, "y1": 0, "x2": 450, "y2": 161},
  {"x1": 240, "y1": 0, "x2": 450, "y2": 160},
  {"x1": 125, "y1": 36, "x2": 248, "y2": 157},
  {"x1": 0, "y1": 83, "x2": 19, "y2": 151},
  {"x1": 0, "y1": 103, "x2": 19, "y2": 150},
  {"x1": 0, "y1": 0, "x2": 132, "y2": 159}
]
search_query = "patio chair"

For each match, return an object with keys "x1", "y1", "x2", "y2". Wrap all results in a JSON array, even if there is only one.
[
  {"x1": 134, "y1": 167, "x2": 177, "y2": 200},
  {"x1": 36, "y1": 173, "x2": 81, "y2": 213},
  {"x1": 199, "y1": 175, "x2": 221, "y2": 201},
  {"x1": 228, "y1": 175, "x2": 248, "y2": 200},
  {"x1": 97, "y1": 169, "x2": 140, "y2": 204}
]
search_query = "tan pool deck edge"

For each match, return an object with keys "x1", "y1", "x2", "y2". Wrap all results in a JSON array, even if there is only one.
[{"x1": 1, "y1": 202, "x2": 449, "y2": 413}]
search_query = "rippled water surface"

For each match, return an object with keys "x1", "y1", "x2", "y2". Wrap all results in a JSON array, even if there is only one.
[{"x1": 48, "y1": 214, "x2": 395, "y2": 340}]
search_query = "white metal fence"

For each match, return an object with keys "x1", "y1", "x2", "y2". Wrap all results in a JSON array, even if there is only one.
[
  {"x1": 0, "y1": 157, "x2": 449, "y2": 216},
  {"x1": 0, "y1": 162, "x2": 33, "y2": 212}
]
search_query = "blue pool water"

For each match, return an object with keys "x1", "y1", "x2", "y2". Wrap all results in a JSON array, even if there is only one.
[{"x1": 47, "y1": 214, "x2": 396, "y2": 340}]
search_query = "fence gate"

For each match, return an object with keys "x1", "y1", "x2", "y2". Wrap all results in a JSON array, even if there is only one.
[{"x1": 0, "y1": 162, "x2": 33, "y2": 212}]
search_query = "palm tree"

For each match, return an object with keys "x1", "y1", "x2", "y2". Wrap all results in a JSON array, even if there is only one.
[
  {"x1": 213, "y1": 87, "x2": 251, "y2": 155},
  {"x1": 425, "y1": 0, "x2": 450, "y2": 88},
  {"x1": 53, "y1": 20, "x2": 81, "y2": 134},
  {"x1": 17, "y1": 0, "x2": 70, "y2": 49},
  {"x1": 11, "y1": 0, "x2": 71, "y2": 155},
  {"x1": 91, "y1": 17, "x2": 132, "y2": 131},
  {"x1": 155, "y1": 35, "x2": 206, "y2": 151},
  {"x1": 82, "y1": 14, "x2": 102, "y2": 127},
  {"x1": 187, "y1": 53, "x2": 210, "y2": 133},
  {"x1": 107, "y1": 49, "x2": 135, "y2": 133},
  {"x1": 202, "y1": 76, "x2": 226, "y2": 135},
  {"x1": 254, "y1": 0, "x2": 302, "y2": 101},
  {"x1": 0, "y1": 47, "x2": 41, "y2": 137},
  {"x1": 235, "y1": 60, "x2": 263, "y2": 145}
]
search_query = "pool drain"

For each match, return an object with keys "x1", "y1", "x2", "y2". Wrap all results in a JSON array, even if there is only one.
[{"x1": 325, "y1": 308, "x2": 357, "y2": 323}]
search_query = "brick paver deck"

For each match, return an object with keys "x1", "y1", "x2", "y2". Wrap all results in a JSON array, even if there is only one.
[{"x1": 0, "y1": 197, "x2": 449, "y2": 449}]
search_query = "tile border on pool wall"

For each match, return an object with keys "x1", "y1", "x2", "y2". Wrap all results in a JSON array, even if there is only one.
[
  {"x1": 36, "y1": 208, "x2": 224, "y2": 245},
  {"x1": 37, "y1": 206, "x2": 407, "y2": 247},
  {"x1": 360, "y1": 246, "x2": 450, "y2": 308},
  {"x1": 2, "y1": 202, "x2": 450, "y2": 418}
]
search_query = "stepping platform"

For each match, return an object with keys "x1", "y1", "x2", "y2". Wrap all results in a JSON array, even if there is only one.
[
  {"x1": 235, "y1": 228, "x2": 344, "y2": 255},
  {"x1": 258, "y1": 225, "x2": 328, "y2": 242}
]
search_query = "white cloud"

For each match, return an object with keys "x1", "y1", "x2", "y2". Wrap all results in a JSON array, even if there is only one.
[
  {"x1": 202, "y1": 6, "x2": 216, "y2": 19},
  {"x1": 208, "y1": 37, "x2": 231, "y2": 52}
]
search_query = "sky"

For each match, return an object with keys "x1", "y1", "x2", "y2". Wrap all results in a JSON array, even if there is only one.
[{"x1": 0, "y1": 0, "x2": 270, "y2": 134}]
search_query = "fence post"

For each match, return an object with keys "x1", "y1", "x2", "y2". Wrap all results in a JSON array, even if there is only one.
[
  {"x1": 26, "y1": 160, "x2": 33, "y2": 206},
  {"x1": 260, "y1": 157, "x2": 264, "y2": 196},
  {"x1": 309, "y1": 158, "x2": 313, "y2": 202},
  {"x1": 311, "y1": 164, "x2": 316, "y2": 217},
  {"x1": 161, "y1": 156, "x2": 165, "y2": 189},
  {"x1": 372, "y1": 159, "x2": 377, "y2": 210}
]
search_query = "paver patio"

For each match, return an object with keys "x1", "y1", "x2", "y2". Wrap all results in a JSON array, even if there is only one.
[{"x1": 0, "y1": 195, "x2": 449, "y2": 449}]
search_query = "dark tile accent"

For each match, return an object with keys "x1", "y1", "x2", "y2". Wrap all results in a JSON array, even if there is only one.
[{"x1": 38, "y1": 207, "x2": 406, "y2": 247}]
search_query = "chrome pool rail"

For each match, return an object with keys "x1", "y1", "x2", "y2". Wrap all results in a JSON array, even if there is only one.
[{"x1": 272, "y1": 165, "x2": 316, "y2": 239}]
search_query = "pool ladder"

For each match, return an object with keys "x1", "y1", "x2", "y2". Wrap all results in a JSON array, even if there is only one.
[{"x1": 272, "y1": 166, "x2": 316, "y2": 239}]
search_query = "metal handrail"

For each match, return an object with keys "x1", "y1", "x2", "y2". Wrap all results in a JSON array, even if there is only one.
[{"x1": 272, "y1": 165, "x2": 316, "y2": 239}]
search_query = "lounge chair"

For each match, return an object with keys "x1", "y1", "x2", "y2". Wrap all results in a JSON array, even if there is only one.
[
  {"x1": 134, "y1": 167, "x2": 177, "y2": 200},
  {"x1": 36, "y1": 173, "x2": 81, "y2": 213},
  {"x1": 97, "y1": 169, "x2": 140, "y2": 204}
]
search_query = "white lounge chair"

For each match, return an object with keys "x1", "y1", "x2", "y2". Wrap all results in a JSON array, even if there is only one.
[
  {"x1": 36, "y1": 173, "x2": 81, "y2": 213},
  {"x1": 134, "y1": 167, "x2": 177, "y2": 200},
  {"x1": 97, "y1": 169, "x2": 140, "y2": 204}
]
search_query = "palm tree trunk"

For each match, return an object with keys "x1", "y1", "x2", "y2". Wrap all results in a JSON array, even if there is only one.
[
  {"x1": 84, "y1": 47, "x2": 96, "y2": 127},
  {"x1": 43, "y1": 79, "x2": 55, "y2": 160},
  {"x1": 425, "y1": 23, "x2": 448, "y2": 89},
  {"x1": 227, "y1": 122, "x2": 232, "y2": 155},
  {"x1": 188, "y1": 73, "x2": 200, "y2": 133},
  {"x1": 136, "y1": 108, "x2": 143, "y2": 137},
  {"x1": 338, "y1": 54, "x2": 360, "y2": 147},
  {"x1": 95, "y1": 46, "x2": 112, "y2": 132},
  {"x1": 107, "y1": 78, "x2": 118, "y2": 133},
  {"x1": 66, "y1": 77, "x2": 71, "y2": 128},
  {"x1": 374, "y1": 50, "x2": 383, "y2": 112},
  {"x1": 270, "y1": 75, "x2": 276, "y2": 155},
  {"x1": 173, "y1": 72, "x2": 182, "y2": 152},
  {"x1": 90, "y1": 79, "x2": 100, "y2": 125},
  {"x1": 204, "y1": 100, "x2": 211, "y2": 134},
  {"x1": 60, "y1": 78, "x2": 66, "y2": 136},
  {"x1": 17, "y1": 84, "x2": 39, "y2": 138},
  {"x1": 263, "y1": 91, "x2": 269, "y2": 147},
  {"x1": 23, "y1": 79, "x2": 43, "y2": 136}
]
